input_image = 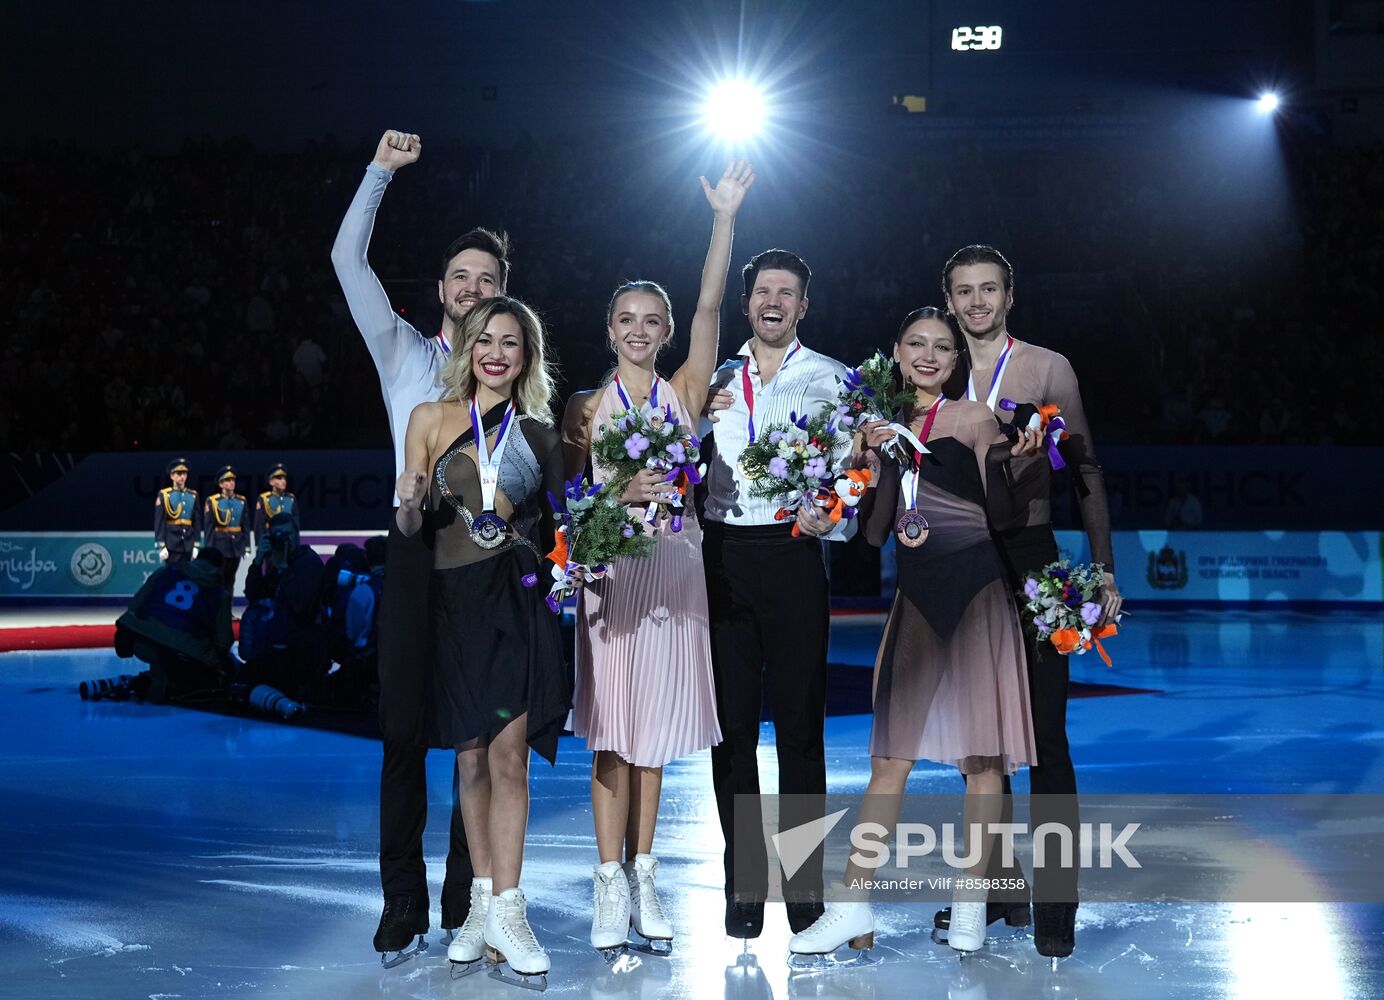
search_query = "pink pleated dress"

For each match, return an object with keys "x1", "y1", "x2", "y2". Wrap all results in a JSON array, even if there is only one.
[{"x1": 571, "y1": 380, "x2": 723, "y2": 767}]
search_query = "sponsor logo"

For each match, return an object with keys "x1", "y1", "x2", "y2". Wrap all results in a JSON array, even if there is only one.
[
  {"x1": 70, "y1": 543, "x2": 114, "y2": 587},
  {"x1": 1147, "y1": 546, "x2": 1188, "y2": 590},
  {"x1": 1, "y1": 546, "x2": 59, "y2": 591}
]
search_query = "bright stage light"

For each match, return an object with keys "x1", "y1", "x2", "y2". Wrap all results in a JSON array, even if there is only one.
[
  {"x1": 703, "y1": 79, "x2": 766, "y2": 141},
  {"x1": 1256, "y1": 92, "x2": 1280, "y2": 114}
]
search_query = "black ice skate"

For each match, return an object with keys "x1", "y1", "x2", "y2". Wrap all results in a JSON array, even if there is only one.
[{"x1": 374, "y1": 894, "x2": 429, "y2": 968}]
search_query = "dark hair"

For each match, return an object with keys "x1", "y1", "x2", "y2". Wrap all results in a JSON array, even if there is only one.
[
  {"x1": 364, "y1": 535, "x2": 388, "y2": 569},
  {"x1": 942, "y1": 244, "x2": 1013, "y2": 295},
  {"x1": 741, "y1": 248, "x2": 811, "y2": 299},
  {"x1": 896, "y1": 306, "x2": 970, "y2": 401},
  {"x1": 440, "y1": 228, "x2": 512, "y2": 287},
  {"x1": 195, "y1": 547, "x2": 227, "y2": 569}
]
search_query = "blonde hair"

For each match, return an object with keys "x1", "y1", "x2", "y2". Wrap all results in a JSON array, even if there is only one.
[{"x1": 439, "y1": 296, "x2": 557, "y2": 425}]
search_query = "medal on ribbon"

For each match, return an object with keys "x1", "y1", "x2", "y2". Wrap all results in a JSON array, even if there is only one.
[
  {"x1": 894, "y1": 397, "x2": 945, "y2": 548},
  {"x1": 440, "y1": 398, "x2": 517, "y2": 550}
]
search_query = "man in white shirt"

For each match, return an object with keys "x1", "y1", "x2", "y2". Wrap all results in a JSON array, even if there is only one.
[
  {"x1": 701, "y1": 248, "x2": 853, "y2": 939},
  {"x1": 331, "y1": 128, "x2": 509, "y2": 964}
]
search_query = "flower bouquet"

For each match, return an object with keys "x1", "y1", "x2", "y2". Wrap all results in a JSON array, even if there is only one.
[
  {"x1": 589, "y1": 404, "x2": 704, "y2": 532},
  {"x1": 737, "y1": 405, "x2": 871, "y2": 536},
  {"x1": 522, "y1": 475, "x2": 655, "y2": 613},
  {"x1": 837, "y1": 351, "x2": 924, "y2": 464},
  {"x1": 1020, "y1": 560, "x2": 1118, "y2": 665}
]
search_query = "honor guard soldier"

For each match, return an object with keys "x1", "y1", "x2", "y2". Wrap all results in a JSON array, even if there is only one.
[
  {"x1": 204, "y1": 465, "x2": 250, "y2": 588},
  {"x1": 254, "y1": 462, "x2": 301, "y2": 557},
  {"x1": 155, "y1": 458, "x2": 201, "y2": 564}
]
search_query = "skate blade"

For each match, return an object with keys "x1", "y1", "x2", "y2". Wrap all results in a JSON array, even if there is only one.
[
  {"x1": 379, "y1": 935, "x2": 428, "y2": 969},
  {"x1": 786, "y1": 948, "x2": 878, "y2": 973},
  {"x1": 487, "y1": 966, "x2": 549, "y2": 992},
  {"x1": 448, "y1": 956, "x2": 489, "y2": 980},
  {"x1": 627, "y1": 933, "x2": 672, "y2": 957},
  {"x1": 596, "y1": 943, "x2": 629, "y2": 965}
]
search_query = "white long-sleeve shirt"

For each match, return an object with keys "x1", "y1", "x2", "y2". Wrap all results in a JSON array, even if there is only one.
[
  {"x1": 330, "y1": 164, "x2": 449, "y2": 493},
  {"x1": 703, "y1": 339, "x2": 856, "y2": 541}
]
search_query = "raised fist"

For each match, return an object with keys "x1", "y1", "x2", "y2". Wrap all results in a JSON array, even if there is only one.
[
  {"x1": 372, "y1": 130, "x2": 422, "y2": 172},
  {"x1": 396, "y1": 469, "x2": 428, "y2": 511}
]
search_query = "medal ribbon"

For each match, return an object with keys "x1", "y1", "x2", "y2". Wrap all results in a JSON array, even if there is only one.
[
  {"x1": 613, "y1": 374, "x2": 661, "y2": 415},
  {"x1": 899, "y1": 397, "x2": 946, "y2": 513},
  {"x1": 741, "y1": 341, "x2": 802, "y2": 443},
  {"x1": 966, "y1": 334, "x2": 1015, "y2": 410},
  {"x1": 469, "y1": 398, "x2": 516, "y2": 514},
  {"x1": 436, "y1": 330, "x2": 451, "y2": 354}
]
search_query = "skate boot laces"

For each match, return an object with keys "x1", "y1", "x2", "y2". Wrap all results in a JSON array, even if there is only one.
[
  {"x1": 499, "y1": 893, "x2": 543, "y2": 954},
  {"x1": 631, "y1": 858, "x2": 667, "y2": 922},
  {"x1": 458, "y1": 882, "x2": 489, "y2": 939},
  {"x1": 594, "y1": 869, "x2": 625, "y2": 926}
]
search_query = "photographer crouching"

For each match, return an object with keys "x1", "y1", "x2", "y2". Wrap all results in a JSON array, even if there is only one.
[{"x1": 101, "y1": 548, "x2": 235, "y2": 703}]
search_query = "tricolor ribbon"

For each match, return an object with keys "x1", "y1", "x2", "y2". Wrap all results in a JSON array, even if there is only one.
[
  {"x1": 614, "y1": 374, "x2": 661, "y2": 415},
  {"x1": 742, "y1": 342, "x2": 802, "y2": 443},
  {"x1": 967, "y1": 334, "x2": 1015, "y2": 410},
  {"x1": 899, "y1": 396, "x2": 946, "y2": 511}
]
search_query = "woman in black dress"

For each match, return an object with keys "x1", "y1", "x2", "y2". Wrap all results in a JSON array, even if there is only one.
[{"x1": 396, "y1": 296, "x2": 567, "y2": 984}]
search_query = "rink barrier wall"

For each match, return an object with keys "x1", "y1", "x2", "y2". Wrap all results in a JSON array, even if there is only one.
[{"x1": 2, "y1": 530, "x2": 1380, "y2": 605}]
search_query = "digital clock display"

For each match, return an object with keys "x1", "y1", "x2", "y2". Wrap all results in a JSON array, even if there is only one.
[{"x1": 952, "y1": 25, "x2": 1003, "y2": 51}]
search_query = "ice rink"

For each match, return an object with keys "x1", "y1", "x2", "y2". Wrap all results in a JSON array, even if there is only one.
[{"x1": 1, "y1": 610, "x2": 1381, "y2": 999}]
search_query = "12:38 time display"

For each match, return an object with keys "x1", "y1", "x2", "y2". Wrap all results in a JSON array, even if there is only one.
[{"x1": 952, "y1": 25, "x2": 1003, "y2": 51}]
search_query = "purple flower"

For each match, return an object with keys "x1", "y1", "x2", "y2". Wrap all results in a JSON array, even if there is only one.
[
  {"x1": 1023, "y1": 578, "x2": 1041, "y2": 600},
  {"x1": 768, "y1": 456, "x2": 790, "y2": 479},
  {"x1": 666, "y1": 440, "x2": 686, "y2": 464},
  {"x1": 624, "y1": 432, "x2": 651, "y2": 459},
  {"x1": 1080, "y1": 602, "x2": 1102, "y2": 626},
  {"x1": 839, "y1": 414, "x2": 855, "y2": 427},
  {"x1": 768, "y1": 430, "x2": 785, "y2": 445},
  {"x1": 805, "y1": 457, "x2": 827, "y2": 480},
  {"x1": 622, "y1": 524, "x2": 635, "y2": 538},
  {"x1": 1033, "y1": 616, "x2": 1051, "y2": 634}
]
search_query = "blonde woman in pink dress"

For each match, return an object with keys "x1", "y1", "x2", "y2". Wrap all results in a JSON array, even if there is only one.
[{"x1": 560, "y1": 160, "x2": 754, "y2": 958}]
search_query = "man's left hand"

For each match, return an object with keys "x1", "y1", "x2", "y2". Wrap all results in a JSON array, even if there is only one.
[
  {"x1": 796, "y1": 503, "x2": 832, "y2": 538},
  {"x1": 1099, "y1": 572, "x2": 1124, "y2": 626}
]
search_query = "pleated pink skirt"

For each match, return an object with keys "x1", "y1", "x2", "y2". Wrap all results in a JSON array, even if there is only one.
[{"x1": 572, "y1": 514, "x2": 722, "y2": 767}]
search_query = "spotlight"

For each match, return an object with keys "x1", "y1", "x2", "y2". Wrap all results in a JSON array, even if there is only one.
[
  {"x1": 703, "y1": 79, "x2": 766, "y2": 141},
  {"x1": 1256, "y1": 92, "x2": 1280, "y2": 114}
]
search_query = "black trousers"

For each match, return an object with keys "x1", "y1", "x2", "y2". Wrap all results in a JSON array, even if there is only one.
[
  {"x1": 990, "y1": 523, "x2": 1080, "y2": 906},
  {"x1": 378, "y1": 516, "x2": 471, "y2": 925},
  {"x1": 704, "y1": 521, "x2": 829, "y2": 903}
]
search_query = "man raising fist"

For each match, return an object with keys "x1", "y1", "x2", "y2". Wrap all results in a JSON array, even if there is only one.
[{"x1": 331, "y1": 128, "x2": 513, "y2": 967}]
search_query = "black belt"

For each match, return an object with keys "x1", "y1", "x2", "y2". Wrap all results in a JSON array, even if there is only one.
[{"x1": 702, "y1": 521, "x2": 804, "y2": 544}]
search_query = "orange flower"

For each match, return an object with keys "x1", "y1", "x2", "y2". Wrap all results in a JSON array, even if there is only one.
[{"x1": 1050, "y1": 628, "x2": 1082, "y2": 655}]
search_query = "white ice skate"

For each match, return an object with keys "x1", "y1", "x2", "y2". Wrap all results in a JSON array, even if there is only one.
[
  {"x1": 447, "y1": 876, "x2": 492, "y2": 979},
  {"x1": 786, "y1": 885, "x2": 876, "y2": 971},
  {"x1": 591, "y1": 861, "x2": 631, "y2": 961},
  {"x1": 947, "y1": 897, "x2": 987, "y2": 955},
  {"x1": 484, "y1": 886, "x2": 550, "y2": 991},
  {"x1": 624, "y1": 854, "x2": 673, "y2": 956}
]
